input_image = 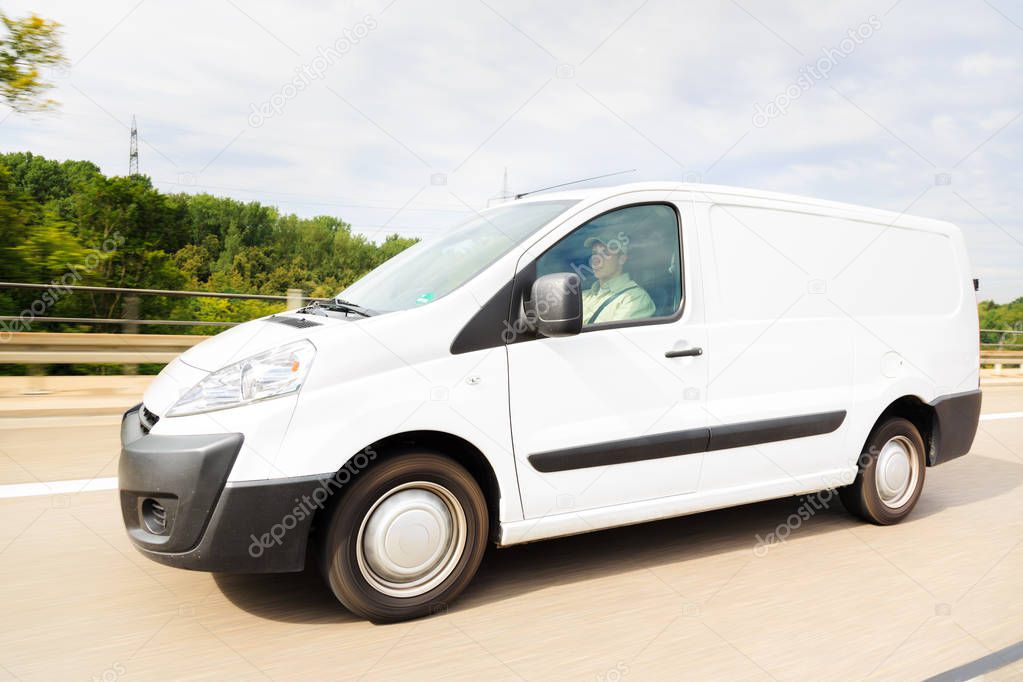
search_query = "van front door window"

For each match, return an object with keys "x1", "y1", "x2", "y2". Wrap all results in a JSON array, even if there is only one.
[{"x1": 536, "y1": 203, "x2": 682, "y2": 326}]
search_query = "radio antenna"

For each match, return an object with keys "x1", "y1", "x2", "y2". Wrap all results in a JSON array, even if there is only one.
[{"x1": 514, "y1": 169, "x2": 636, "y2": 199}]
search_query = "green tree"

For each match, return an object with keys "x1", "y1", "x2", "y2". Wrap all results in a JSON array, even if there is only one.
[
  {"x1": 979, "y1": 298, "x2": 1023, "y2": 346},
  {"x1": 0, "y1": 12, "x2": 66, "y2": 111},
  {"x1": 67, "y1": 174, "x2": 188, "y2": 319},
  {"x1": 1, "y1": 151, "x2": 100, "y2": 202}
]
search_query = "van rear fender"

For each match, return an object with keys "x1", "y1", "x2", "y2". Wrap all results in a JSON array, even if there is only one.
[{"x1": 866, "y1": 391, "x2": 981, "y2": 467}]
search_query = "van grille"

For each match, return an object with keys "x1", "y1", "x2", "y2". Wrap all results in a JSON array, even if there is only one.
[
  {"x1": 139, "y1": 405, "x2": 160, "y2": 433},
  {"x1": 267, "y1": 315, "x2": 321, "y2": 329}
]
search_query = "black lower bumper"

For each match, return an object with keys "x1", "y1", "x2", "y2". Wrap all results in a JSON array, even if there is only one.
[
  {"x1": 119, "y1": 404, "x2": 333, "y2": 573},
  {"x1": 928, "y1": 389, "x2": 983, "y2": 466}
]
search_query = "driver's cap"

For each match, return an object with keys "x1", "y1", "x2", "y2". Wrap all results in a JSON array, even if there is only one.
[{"x1": 583, "y1": 231, "x2": 629, "y2": 255}]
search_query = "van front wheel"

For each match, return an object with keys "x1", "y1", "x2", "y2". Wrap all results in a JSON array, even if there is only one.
[
  {"x1": 839, "y1": 417, "x2": 926, "y2": 525},
  {"x1": 320, "y1": 452, "x2": 489, "y2": 622}
]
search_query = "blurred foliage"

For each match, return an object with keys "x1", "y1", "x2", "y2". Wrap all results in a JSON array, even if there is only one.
[
  {"x1": 979, "y1": 298, "x2": 1023, "y2": 346},
  {"x1": 0, "y1": 11, "x2": 65, "y2": 111},
  {"x1": 0, "y1": 152, "x2": 418, "y2": 374}
]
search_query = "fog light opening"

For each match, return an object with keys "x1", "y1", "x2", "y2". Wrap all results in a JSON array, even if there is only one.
[{"x1": 141, "y1": 498, "x2": 168, "y2": 535}]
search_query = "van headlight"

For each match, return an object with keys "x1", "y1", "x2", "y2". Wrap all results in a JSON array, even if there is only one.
[{"x1": 167, "y1": 340, "x2": 316, "y2": 417}]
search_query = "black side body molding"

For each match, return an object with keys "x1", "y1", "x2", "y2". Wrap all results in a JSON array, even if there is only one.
[
  {"x1": 530, "y1": 428, "x2": 711, "y2": 473},
  {"x1": 707, "y1": 411, "x2": 847, "y2": 451},
  {"x1": 528, "y1": 410, "x2": 847, "y2": 473}
]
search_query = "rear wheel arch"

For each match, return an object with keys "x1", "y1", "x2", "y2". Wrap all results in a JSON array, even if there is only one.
[{"x1": 874, "y1": 395, "x2": 937, "y2": 465}]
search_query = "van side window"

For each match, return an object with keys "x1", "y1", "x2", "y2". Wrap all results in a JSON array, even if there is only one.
[{"x1": 536, "y1": 203, "x2": 682, "y2": 326}]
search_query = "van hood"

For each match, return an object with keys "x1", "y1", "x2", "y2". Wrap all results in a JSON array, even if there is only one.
[{"x1": 177, "y1": 314, "x2": 343, "y2": 372}]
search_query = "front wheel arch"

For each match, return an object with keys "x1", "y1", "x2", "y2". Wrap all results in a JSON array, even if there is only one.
[{"x1": 306, "y1": 431, "x2": 503, "y2": 569}]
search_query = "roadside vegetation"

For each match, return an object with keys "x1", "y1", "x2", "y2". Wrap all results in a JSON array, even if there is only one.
[
  {"x1": 979, "y1": 298, "x2": 1023, "y2": 347},
  {"x1": 0, "y1": 152, "x2": 417, "y2": 333}
]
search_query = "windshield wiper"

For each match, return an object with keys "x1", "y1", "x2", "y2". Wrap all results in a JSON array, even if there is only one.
[{"x1": 300, "y1": 299, "x2": 373, "y2": 318}]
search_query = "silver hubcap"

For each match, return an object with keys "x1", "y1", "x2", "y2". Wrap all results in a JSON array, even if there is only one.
[
  {"x1": 875, "y1": 435, "x2": 920, "y2": 508},
  {"x1": 356, "y1": 482, "x2": 466, "y2": 598}
]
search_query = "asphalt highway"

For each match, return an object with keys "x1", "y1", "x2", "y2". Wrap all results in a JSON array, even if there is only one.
[{"x1": 1, "y1": 385, "x2": 1021, "y2": 680}]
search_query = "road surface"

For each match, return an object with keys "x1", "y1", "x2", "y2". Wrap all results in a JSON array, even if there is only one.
[{"x1": 0, "y1": 385, "x2": 1021, "y2": 680}]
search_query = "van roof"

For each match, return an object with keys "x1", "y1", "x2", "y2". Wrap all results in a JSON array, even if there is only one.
[{"x1": 513, "y1": 181, "x2": 957, "y2": 235}]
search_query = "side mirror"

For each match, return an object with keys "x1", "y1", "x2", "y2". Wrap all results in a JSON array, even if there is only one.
[{"x1": 526, "y1": 272, "x2": 582, "y2": 338}]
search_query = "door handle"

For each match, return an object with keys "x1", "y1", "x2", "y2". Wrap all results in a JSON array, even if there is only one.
[{"x1": 665, "y1": 347, "x2": 703, "y2": 358}]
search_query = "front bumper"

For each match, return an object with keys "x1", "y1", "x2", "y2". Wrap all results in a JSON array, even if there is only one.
[{"x1": 119, "y1": 404, "x2": 329, "y2": 573}]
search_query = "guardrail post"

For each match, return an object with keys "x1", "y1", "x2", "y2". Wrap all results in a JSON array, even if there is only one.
[
  {"x1": 122, "y1": 295, "x2": 141, "y2": 374},
  {"x1": 26, "y1": 364, "x2": 46, "y2": 394},
  {"x1": 287, "y1": 288, "x2": 304, "y2": 310}
]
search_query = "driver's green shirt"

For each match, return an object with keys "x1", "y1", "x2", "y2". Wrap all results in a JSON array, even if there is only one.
[{"x1": 581, "y1": 273, "x2": 655, "y2": 325}]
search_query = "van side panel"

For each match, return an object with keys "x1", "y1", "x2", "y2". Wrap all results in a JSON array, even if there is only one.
[
  {"x1": 698, "y1": 197, "x2": 977, "y2": 493},
  {"x1": 698, "y1": 202, "x2": 856, "y2": 490},
  {"x1": 835, "y1": 219, "x2": 979, "y2": 463}
]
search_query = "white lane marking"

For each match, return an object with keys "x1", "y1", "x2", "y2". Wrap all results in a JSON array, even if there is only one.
[
  {"x1": 0, "y1": 412, "x2": 1021, "y2": 499},
  {"x1": 0, "y1": 477, "x2": 117, "y2": 499},
  {"x1": 981, "y1": 411, "x2": 1023, "y2": 422}
]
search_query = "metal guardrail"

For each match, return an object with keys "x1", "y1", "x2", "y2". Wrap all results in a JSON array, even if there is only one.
[
  {"x1": 2, "y1": 282, "x2": 1019, "y2": 337},
  {"x1": 0, "y1": 332, "x2": 202, "y2": 364},
  {"x1": 983, "y1": 350, "x2": 1023, "y2": 360},
  {"x1": 985, "y1": 350, "x2": 1023, "y2": 375},
  {"x1": 0, "y1": 282, "x2": 326, "y2": 302},
  {"x1": 980, "y1": 329, "x2": 1023, "y2": 350},
  {"x1": 0, "y1": 332, "x2": 1020, "y2": 367},
  {"x1": 983, "y1": 349, "x2": 1023, "y2": 373},
  {"x1": 1, "y1": 281, "x2": 1020, "y2": 367},
  {"x1": 0, "y1": 316, "x2": 239, "y2": 327},
  {"x1": 0, "y1": 282, "x2": 329, "y2": 330}
]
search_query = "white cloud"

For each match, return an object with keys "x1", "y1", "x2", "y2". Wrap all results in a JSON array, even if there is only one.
[
  {"x1": 957, "y1": 52, "x2": 1018, "y2": 76},
  {"x1": 3, "y1": 0, "x2": 1021, "y2": 301}
]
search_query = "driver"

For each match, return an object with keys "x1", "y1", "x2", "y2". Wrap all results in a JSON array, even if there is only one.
[{"x1": 581, "y1": 231, "x2": 655, "y2": 325}]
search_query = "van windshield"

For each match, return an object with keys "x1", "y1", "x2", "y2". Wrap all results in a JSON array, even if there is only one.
[{"x1": 337, "y1": 200, "x2": 578, "y2": 313}]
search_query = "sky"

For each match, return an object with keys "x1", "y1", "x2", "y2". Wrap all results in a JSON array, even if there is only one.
[{"x1": 3, "y1": 0, "x2": 1022, "y2": 302}]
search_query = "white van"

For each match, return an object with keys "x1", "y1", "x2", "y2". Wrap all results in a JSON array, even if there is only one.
[{"x1": 119, "y1": 182, "x2": 982, "y2": 622}]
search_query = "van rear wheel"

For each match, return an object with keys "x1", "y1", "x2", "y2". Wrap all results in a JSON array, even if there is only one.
[
  {"x1": 319, "y1": 452, "x2": 488, "y2": 622},
  {"x1": 839, "y1": 417, "x2": 926, "y2": 525}
]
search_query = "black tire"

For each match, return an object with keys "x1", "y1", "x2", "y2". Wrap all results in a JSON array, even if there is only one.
[
  {"x1": 319, "y1": 451, "x2": 488, "y2": 623},
  {"x1": 839, "y1": 417, "x2": 926, "y2": 525}
]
